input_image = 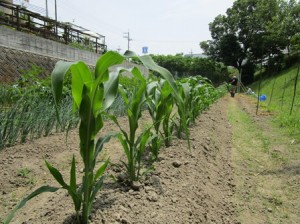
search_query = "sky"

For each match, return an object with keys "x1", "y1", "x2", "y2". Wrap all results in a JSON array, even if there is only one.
[{"x1": 25, "y1": 0, "x2": 235, "y2": 55}]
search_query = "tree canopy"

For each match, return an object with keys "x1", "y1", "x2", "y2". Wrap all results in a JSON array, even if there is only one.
[
  {"x1": 200, "y1": 0, "x2": 300, "y2": 83},
  {"x1": 150, "y1": 54, "x2": 229, "y2": 85}
]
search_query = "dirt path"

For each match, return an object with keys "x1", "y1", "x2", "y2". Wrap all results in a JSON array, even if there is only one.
[
  {"x1": 0, "y1": 95, "x2": 299, "y2": 224},
  {"x1": 228, "y1": 94, "x2": 300, "y2": 224}
]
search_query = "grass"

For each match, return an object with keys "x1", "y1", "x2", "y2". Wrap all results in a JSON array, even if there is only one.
[
  {"x1": 228, "y1": 96, "x2": 300, "y2": 224},
  {"x1": 17, "y1": 168, "x2": 36, "y2": 185},
  {"x1": 251, "y1": 63, "x2": 300, "y2": 141}
]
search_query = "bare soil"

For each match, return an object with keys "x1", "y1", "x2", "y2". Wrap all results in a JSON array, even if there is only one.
[{"x1": 0, "y1": 95, "x2": 299, "y2": 224}]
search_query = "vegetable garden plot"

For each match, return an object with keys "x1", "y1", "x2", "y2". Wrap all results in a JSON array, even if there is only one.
[{"x1": 2, "y1": 51, "x2": 224, "y2": 224}]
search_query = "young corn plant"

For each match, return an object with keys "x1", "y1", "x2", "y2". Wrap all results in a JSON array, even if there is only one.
[
  {"x1": 109, "y1": 66, "x2": 152, "y2": 185},
  {"x1": 146, "y1": 79, "x2": 174, "y2": 158},
  {"x1": 4, "y1": 51, "x2": 124, "y2": 224},
  {"x1": 130, "y1": 52, "x2": 190, "y2": 149},
  {"x1": 162, "y1": 98, "x2": 175, "y2": 147},
  {"x1": 187, "y1": 76, "x2": 215, "y2": 123},
  {"x1": 174, "y1": 79, "x2": 192, "y2": 137}
]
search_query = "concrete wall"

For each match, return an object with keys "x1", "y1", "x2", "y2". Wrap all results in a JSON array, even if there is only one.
[
  {"x1": 0, "y1": 26, "x2": 148, "y2": 83},
  {"x1": 0, "y1": 25, "x2": 100, "y2": 65}
]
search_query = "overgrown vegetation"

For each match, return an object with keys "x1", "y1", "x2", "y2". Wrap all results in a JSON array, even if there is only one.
[{"x1": 251, "y1": 63, "x2": 300, "y2": 140}]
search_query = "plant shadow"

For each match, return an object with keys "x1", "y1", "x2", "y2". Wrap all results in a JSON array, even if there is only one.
[{"x1": 262, "y1": 165, "x2": 300, "y2": 176}]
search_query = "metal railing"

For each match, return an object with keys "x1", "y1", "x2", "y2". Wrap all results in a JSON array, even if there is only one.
[{"x1": 0, "y1": 1, "x2": 107, "y2": 54}]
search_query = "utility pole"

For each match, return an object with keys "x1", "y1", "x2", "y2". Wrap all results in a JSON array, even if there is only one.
[
  {"x1": 54, "y1": 0, "x2": 58, "y2": 34},
  {"x1": 54, "y1": 0, "x2": 57, "y2": 21},
  {"x1": 45, "y1": 0, "x2": 48, "y2": 17},
  {"x1": 123, "y1": 31, "x2": 132, "y2": 51}
]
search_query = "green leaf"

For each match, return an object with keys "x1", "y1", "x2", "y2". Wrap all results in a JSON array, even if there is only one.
[
  {"x1": 139, "y1": 128, "x2": 151, "y2": 154},
  {"x1": 95, "y1": 51, "x2": 124, "y2": 81},
  {"x1": 108, "y1": 114, "x2": 129, "y2": 142},
  {"x1": 51, "y1": 61, "x2": 74, "y2": 123},
  {"x1": 118, "y1": 84, "x2": 129, "y2": 106},
  {"x1": 68, "y1": 156, "x2": 82, "y2": 212},
  {"x1": 94, "y1": 135, "x2": 113, "y2": 161},
  {"x1": 70, "y1": 61, "x2": 93, "y2": 109},
  {"x1": 79, "y1": 87, "x2": 95, "y2": 161},
  {"x1": 89, "y1": 176, "x2": 104, "y2": 212},
  {"x1": 92, "y1": 85, "x2": 104, "y2": 117},
  {"x1": 118, "y1": 133, "x2": 130, "y2": 160},
  {"x1": 45, "y1": 160, "x2": 68, "y2": 188},
  {"x1": 94, "y1": 159, "x2": 109, "y2": 181},
  {"x1": 94, "y1": 113, "x2": 104, "y2": 138},
  {"x1": 4, "y1": 186, "x2": 59, "y2": 224},
  {"x1": 51, "y1": 61, "x2": 74, "y2": 105},
  {"x1": 70, "y1": 156, "x2": 77, "y2": 192},
  {"x1": 102, "y1": 70, "x2": 120, "y2": 111},
  {"x1": 137, "y1": 54, "x2": 181, "y2": 104}
]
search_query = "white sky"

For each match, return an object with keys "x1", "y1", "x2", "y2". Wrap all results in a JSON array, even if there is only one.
[{"x1": 28, "y1": 0, "x2": 235, "y2": 55}]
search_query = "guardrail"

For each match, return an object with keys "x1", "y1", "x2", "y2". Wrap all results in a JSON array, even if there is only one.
[{"x1": 0, "y1": 1, "x2": 107, "y2": 54}]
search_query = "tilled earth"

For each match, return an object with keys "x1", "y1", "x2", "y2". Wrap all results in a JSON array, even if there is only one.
[{"x1": 0, "y1": 96, "x2": 238, "y2": 224}]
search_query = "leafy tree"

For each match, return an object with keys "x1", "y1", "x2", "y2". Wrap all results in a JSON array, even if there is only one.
[
  {"x1": 200, "y1": 0, "x2": 300, "y2": 83},
  {"x1": 150, "y1": 54, "x2": 228, "y2": 85}
]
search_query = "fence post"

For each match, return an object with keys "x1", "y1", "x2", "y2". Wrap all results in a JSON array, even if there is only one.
[
  {"x1": 95, "y1": 38, "x2": 98, "y2": 54},
  {"x1": 16, "y1": 5, "x2": 20, "y2": 30}
]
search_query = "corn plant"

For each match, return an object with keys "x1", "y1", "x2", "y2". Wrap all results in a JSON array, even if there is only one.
[
  {"x1": 176, "y1": 76, "x2": 216, "y2": 131},
  {"x1": 109, "y1": 66, "x2": 152, "y2": 184},
  {"x1": 131, "y1": 52, "x2": 190, "y2": 148},
  {"x1": 146, "y1": 79, "x2": 174, "y2": 157},
  {"x1": 188, "y1": 76, "x2": 216, "y2": 122},
  {"x1": 162, "y1": 100, "x2": 175, "y2": 147},
  {"x1": 4, "y1": 51, "x2": 124, "y2": 224}
]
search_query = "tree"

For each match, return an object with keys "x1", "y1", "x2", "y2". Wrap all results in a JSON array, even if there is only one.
[
  {"x1": 200, "y1": 0, "x2": 300, "y2": 83},
  {"x1": 151, "y1": 54, "x2": 228, "y2": 85}
]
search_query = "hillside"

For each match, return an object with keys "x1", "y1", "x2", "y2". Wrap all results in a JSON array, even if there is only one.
[{"x1": 251, "y1": 63, "x2": 300, "y2": 141}]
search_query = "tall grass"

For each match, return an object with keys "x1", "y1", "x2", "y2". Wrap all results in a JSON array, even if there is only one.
[{"x1": 251, "y1": 63, "x2": 300, "y2": 140}]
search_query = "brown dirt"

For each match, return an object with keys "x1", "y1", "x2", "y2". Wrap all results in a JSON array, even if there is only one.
[{"x1": 0, "y1": 95, "x2": 298, "y2": 224}]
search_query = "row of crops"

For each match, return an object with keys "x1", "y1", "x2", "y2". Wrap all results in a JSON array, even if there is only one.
[
  {"x1": 3, "y1": 51, "x2": 225, "y2": 224},
  {"x1": 0, "y1": 69, "x2": 132, "y2": 150}
]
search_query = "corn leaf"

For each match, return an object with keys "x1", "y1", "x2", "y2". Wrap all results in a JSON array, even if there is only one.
[
  {"x1": 95, "y1": 51, "x2": 124, "y2": 81},
  {"x1": 102, "y1": 70, "x2": 120, "y2": 111},
  {"x1": 45, "y1": 160, "x2": 68, "y2": 188},
  {"x1": 70, "y1": 61, "x2": 93, "y2": 109},
  {"x1": 94, "y1": 159, "x2": 109, "y2": 181},
  {"x1": 94, "y1": 135, "x2": 112, "y2": 159},
  {"x1": 51, "y1": 61, "x2": 74, "y2": 105},
  {"x1": 89, "y1": 176, "x2": 104, "y2": 211},
  {"x1": 3, "y1": 186, "x2": 59, "y2": 224},
  {"x1": 118, "y1": 133, "x2": 130, "y2": 160},
  {"x1": 70, "y1": 156, "x2": 77, "y2": 192}
]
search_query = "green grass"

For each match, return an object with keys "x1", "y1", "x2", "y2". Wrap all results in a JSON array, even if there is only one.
[
  {"x1": 228, "y1": 95, "x2": 300, "y2": 224},
  {"x1": 251, "y1": 63, "x2": 300, "y2": 141}
]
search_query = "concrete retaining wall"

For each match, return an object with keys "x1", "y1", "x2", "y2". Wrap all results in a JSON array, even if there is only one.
[
  {"x1": 0, "y1": 26, "x2": 148, "y2": 83},
  {"x1": 0, "y1": 25, "x2": 100, "y2": 65}
]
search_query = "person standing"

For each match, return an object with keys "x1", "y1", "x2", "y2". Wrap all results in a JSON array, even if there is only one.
[{"x1": 229, "y1": 76, "x2": 238, "y2": 97}]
